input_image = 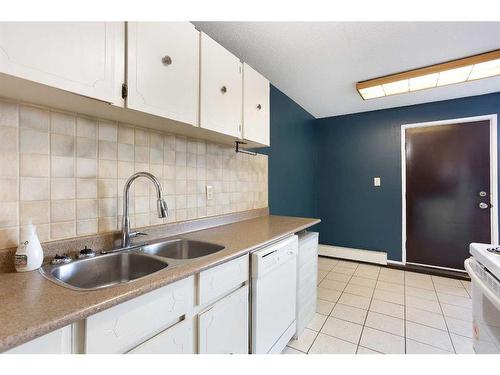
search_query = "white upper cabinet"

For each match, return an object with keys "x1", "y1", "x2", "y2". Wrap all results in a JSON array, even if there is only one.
[
  {"x1": 0, "y1": 22, "x2": 119, "y2": 103},
  {"x1": 126, "y1": 22, "x2": 199, "y2": 125},
  {"x1": 199, "y1": 32, "x2": 242, "y2": 138},
  {"x1": 243, "y1": 63, "x2": 270, "y2": 146}
]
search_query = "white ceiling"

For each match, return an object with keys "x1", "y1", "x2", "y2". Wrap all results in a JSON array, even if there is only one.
[{"x1": 192, "y1": 22, "x2": 500, "y2": 118}]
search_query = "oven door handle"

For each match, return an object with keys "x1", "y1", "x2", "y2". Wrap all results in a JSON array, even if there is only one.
[{"x1": 465, "y1": 258, "x2": 500, "y2": 311}]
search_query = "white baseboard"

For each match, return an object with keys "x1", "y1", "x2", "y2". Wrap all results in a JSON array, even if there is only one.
[
  {"x1": 386, "y1": 260, "x2": 405, "y2": 266},
  {"x1": 318, "y1": 244, "x2": 387, "y2": 265}
]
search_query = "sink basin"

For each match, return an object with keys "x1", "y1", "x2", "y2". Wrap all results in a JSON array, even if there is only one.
[
  {"x1": 40, "y1": 252, "x2": 169, "y2": 291},
  {"x1": 141, "y1": 239, "x2": 224, "y2": 260}
]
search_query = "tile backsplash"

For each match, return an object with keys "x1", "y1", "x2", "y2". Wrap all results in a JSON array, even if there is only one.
[{"x1": 0, "y1": 99, "x2": 268, "y2": 250}]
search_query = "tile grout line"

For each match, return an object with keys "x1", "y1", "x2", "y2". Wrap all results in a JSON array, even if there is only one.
[
  {"x1": 354, "y1": 265, "x2": 380, "y2": 353},
  {"x1": 431, "y1": 275, "x2": 457, "y2": 354}
]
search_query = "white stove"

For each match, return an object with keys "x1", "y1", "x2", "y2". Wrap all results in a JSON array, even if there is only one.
[{"x1": 465, "y1": 243, "x2": 500, "y2": 353}]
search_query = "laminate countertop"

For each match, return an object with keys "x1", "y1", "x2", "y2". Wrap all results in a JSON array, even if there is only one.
[{"x1": 0, "y1": 214, "x2": 320, "y2": 352}]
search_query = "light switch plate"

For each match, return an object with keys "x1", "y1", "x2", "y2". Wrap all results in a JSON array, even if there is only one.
[
  {"x1": 374, "y1": 177, "x2": 381, "y2": 187},
  {"x1": 206, "y1": 185, "x2": 214, "y2": 200}
]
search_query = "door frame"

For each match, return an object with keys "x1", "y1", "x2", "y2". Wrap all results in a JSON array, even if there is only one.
[{"x1": 401, "y1": 114, "x2": 498, "y2": 271}]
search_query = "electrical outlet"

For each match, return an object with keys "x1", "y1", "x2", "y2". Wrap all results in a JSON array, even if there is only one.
[
  {"x1": 206, "y1": 185, "x2": 214, "y2": 200},
  {"x1": 374, "y1": 177, "x2": 381, "y2": 187}
]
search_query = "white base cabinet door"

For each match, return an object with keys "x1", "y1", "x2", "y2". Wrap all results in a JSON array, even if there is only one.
[
  {"x1": 198, "y1": 285, "x2": 249, "y2": 354},
  {"x1": 199, "y1": 32, "x2": 242, "y2": 138},
  {"x1": 126, "y1": 22, "x2": 199, "y2": 125},
  {"x1": 0, "y1": 22, "x2": 120, "y2": 103},
  {"x1": 128, "y1": 318, "x2": 195, "y2": 354},
  {"x1": 242, "y1": 63, "x2": 270, "y2": 146},
  {"x1": 4, "y1": 326, "x2": 72, "y2": 354}
]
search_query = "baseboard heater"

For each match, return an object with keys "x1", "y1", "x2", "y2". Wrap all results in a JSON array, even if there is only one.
[{"x1": 318, "y1": 244, "x2": 387, "y2": 265}]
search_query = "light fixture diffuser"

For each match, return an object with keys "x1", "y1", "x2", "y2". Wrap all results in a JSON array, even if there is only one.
[{"x1": 356, "y1": 49, "x2": 500, "y2": 100}]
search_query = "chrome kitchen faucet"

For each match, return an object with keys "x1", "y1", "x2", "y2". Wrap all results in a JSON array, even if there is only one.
[{"x1": 120, "y1": 172, "x2": 168, "y2": 249}]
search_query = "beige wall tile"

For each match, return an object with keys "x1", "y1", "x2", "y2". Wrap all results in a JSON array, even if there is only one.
[
  {"x1": 0, "y1": 227, "x2": 19, "y2": 248},
  {"x1": 135, "y1": 146, "x2": 149, "y2": 163},
  {"x1": 77, "y1": 219, "x2": 98, "y2": 236},
  {"x1": 0, "y1": 153, "x2": 18, "y2": 177},
  {"x1": 20, "y1": 105, "x2": 49, "y2": 131},
  {"x1": 20, "y1": 201, "x2": 49, "y2": 225},
  {"x1": 135, "y1": 129, "x2": 149, "y2": 146},
  {"x1": 0, "y1": 101, "x2": 18, "y2": 128},
  {"x1": 76, "y1": 199, "x2": 98, "y2": 220},
  {"x1": 98, "y1": 198, "x2": 117, "y2": 217},
  {"x1": 76, "y1": 179, "x2": 97, "y2": 199},
  {"x1": 98, "y1": 140, "x2": 117, "y2": 160},
  {"x1": 51, "y1": 221, "x2": 75, "y2": 240},
  {"x1": 20, "y1": 129, "x2": 48, "y2": 155},
  {"x1": 118, "y1": 161, "x2": 134, "y2": 179},
  {"x1": 51, "y1": 133, "x2": 74, "y2": 157},
  {"x1": 0, "y1": 127, "x2": 18, "y2": 153},
  {"x1": 51, "y1": 199, "x2": 76, "y2": 222},
  {"x1": 20, "y1": 154, "x2": 49, "y2": 177},
  {"x1": 0, "y1": 202, "x2": 18, "y2": 228},
  {"x1": 20, "y1": 177, "x2": 48, "y2": 201},
  {"x1": 20, "y1": 223, "x2": 49, "y2": 242},
  {"x1": 98, "y1": 179, "x2": 117, "y2": 198},
  {"x1": 98, "y1": 159, "x2": 117, "y2": 179},
  {"x1": 77, "y1": 137, "x2": 97, "y2": 159},
  {"x1": 150, "y1": 132, "x2": 163, "y2": 149},
  {"x1": 118, "y1": 126, "x2": 135, "y2": 144},
  {"x1": 50, "y1": 112, "x2": 75, "y2": 135},
  {"x1": 76, "y1": 158, "x2": 97, "y2": 178},
  {"x1": 98, "y1": 217, "x2": 117, "y2": 232},
  {"x1": 98, "y1": 121, "x2": 117, "y2": 142},
  {"x1": 118, "y1": 143, "x2": 134, "y2": 161},
  {"x1": 51, "y1": 178, "x2": 75, "y2": 200},
  {"x1": 76, "y1": 117, "x2": 97, "y2": 138},
  {"x1": 51, "y1": 156, "x2": 74, "y2": 178}
]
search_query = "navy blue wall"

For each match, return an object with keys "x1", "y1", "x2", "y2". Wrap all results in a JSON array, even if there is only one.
[
  {"x1": 315, "y1": 92, "x2": 500, "y2": 261},
  {"x1": 260, "y1": 85, "x2": 317, "y2": 218}
]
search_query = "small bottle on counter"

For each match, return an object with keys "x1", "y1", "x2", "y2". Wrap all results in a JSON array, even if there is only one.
[{"x1": 15, "y1": 223, "x2": 44, "y2": 272}]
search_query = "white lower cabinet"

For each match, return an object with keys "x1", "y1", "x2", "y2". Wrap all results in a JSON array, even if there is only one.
[
  {"x1": 5, "y1": 325, "x2": 72, "y2": 354},
  {"x1": 128, "y1": 318, "x2": 195, "y2": 354},
  {"x1": 198, "y1": 285, "x2": 249, "y2": 354}
]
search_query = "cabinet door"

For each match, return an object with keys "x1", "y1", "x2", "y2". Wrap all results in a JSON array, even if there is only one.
[
  {"x1": 200, "y1": 32, "x2": 242, "y2": 138},
  {"x1": 198, "y1": 285, "x2": 249, "y2": 354},
  {"x1": 128, "y1": 318, "x2": 195, "y2": 354},
  {"x1": 4, "y1": 325, "x2": 72, "y2": 354},
  {"x1": 0, "y1": 22, "x2": 119, "y2": 103},
  {"x1": 243, "y1": 63, "x2": 270, "y2": 146},
  {"x1": 127, "y1": 22, "x2": 199, "y2": 125}
]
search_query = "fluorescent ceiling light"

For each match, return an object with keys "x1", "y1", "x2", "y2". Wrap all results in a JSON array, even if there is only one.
[
  {"x1": 437, "y1": 65, "x2": 473, "y2": 86},
  {"x1": 356, "y1": 49, "x2": 500, "y2": 100},
  {"x1": 409, "y1": 73, "x2": 439, "y2": 91},
  {"x1": 358, "y1": 85, "x2": 385, "y2": 99},
  {"x1": 383, "y1": 79, "x2": 409, "y2": 95}
]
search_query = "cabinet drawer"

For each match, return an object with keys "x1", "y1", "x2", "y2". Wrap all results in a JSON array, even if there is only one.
[
  {"x1": 128, "y1": 318, "x2": 195, "y2": 354},
  {"x1": 85, "y1": 276, "x2": 195, "y2": 353},
  {"x1": 4, "y1": 325, "x2": 72, "y2": 354},
  {"x1": 198, "y1": 255, "x2": 249, "y2": 305}
]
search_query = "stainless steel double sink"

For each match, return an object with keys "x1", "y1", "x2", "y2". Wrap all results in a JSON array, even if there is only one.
[{"x1": 40, "y1": 239, "x2": 225, "y2": 291}]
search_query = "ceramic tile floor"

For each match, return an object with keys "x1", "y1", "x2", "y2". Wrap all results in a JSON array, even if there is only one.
[{"x1": 284, "y1": 257, "x2": 474, "y2": 354}]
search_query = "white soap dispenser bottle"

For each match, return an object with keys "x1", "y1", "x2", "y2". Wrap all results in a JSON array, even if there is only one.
[{"x1": 15, "y1": 223, "x2": 44, "y2": 272}]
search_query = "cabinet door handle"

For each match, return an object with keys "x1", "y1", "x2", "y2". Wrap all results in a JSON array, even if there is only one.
[
  {"x1": 256, "y1": 104, "x2": 262, "y2": 110},
  {"x1": 220, "y1": 86, "x2": 227, "y2": 94},
  {"x1": 162, "y1": 55, "x2": 172, "y2": 66}
]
